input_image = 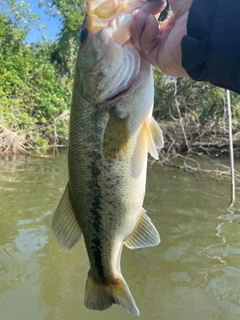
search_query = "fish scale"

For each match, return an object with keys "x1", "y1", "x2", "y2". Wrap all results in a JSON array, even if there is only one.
[{"x1": 52, "y1": 0, "x2": 166, "y2": 316}]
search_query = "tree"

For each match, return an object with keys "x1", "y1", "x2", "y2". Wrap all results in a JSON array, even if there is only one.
[
  {"x1": 0, "y1": 1, "x2": 71, "y2": 152},
  {"x1": 40, "y1": 0, "x2": 85, "y2": 77},
  {"x1": 153, "y1": 70, "x2": 240, "y2": 157}
]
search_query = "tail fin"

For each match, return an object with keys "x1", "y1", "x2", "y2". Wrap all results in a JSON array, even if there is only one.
[{"x1": 84, "y1": 271, "x2": 140, "y2": 316}]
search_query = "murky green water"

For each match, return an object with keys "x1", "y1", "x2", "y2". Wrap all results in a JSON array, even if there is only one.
[{"x1": 1, "y1": 151, "x2": 240, "y2": 320}]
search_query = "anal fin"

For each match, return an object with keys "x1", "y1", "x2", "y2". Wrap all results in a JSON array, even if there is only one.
[
  {"x1": 124, "y1": 209, "x2": 160, "y2": 249},
  {"x1": 52, "y1": 183, "x2": 82, "y2": 250}
]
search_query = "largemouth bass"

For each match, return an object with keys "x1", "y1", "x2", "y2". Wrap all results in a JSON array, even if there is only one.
[{"x1": 52, "y1": 0, "x2": 165, "y2": 316}]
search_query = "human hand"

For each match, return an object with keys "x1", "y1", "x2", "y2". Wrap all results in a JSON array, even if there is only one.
[{"x1": 131, "y1": 0, "x2": 193, "y2": 77}]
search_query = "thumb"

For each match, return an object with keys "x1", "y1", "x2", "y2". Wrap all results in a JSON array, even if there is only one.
[{"x1": 168, "y1": 0, "x2": 193, "y2": 18}]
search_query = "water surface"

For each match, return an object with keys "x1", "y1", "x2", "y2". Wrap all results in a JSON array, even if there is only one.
[{"x1": 0, "y1": 151, "x2": 240, "y2": 320}]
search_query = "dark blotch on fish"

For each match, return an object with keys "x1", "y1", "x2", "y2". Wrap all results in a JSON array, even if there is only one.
[{"x1": 87, "y1": 151, "x2": 107, "y2": 283}]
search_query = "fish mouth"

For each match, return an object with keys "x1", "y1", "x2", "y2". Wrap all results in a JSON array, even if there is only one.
[{"x1": 107, "y1": 81, "x2": 135, "y2": 101}]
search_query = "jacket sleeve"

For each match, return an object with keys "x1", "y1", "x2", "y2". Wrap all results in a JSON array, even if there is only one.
[{"x1": 181, "y1": 0, "x2": 240, "y2": 94}]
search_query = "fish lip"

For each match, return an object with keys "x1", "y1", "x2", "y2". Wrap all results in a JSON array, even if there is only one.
[{"x1": 106, "y1": 81, "x2": 135, "y2": 101}]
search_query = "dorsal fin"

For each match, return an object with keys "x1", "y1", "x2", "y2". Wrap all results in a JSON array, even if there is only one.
[{"x1": 52, "y1": 183, "x2": 82, "y2": 250}]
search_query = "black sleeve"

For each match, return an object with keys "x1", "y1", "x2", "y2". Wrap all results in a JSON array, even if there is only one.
[{"x1": 181, "y1": 0, "x2": 240, "y2": 94}]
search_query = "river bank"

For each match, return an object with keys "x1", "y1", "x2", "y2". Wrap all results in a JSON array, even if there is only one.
[{"x1": 1, "y1": 116, "x2": 239, "y2": 159}]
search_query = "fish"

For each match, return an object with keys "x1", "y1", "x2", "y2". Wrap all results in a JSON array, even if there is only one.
[{"x1": 52, "y1": 0, "x2": 165, "y2": 316}]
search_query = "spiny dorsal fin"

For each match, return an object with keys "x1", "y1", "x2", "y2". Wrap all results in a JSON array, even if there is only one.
[
  {"x1": 124, "y1": 208, "x2": 160, "y2": 249},
  {"x1": 85, "y1": 270, "x2": 140, "y2": 316},
  {"x1": 52, "y1": 183, "x2": 82, "y2": 250},
  {"x1": 103, "y1": 114, "x2": 129, "y2": 161},
  {"x1": 146, "y1": 117, "x2": 164, "y2": 159}
]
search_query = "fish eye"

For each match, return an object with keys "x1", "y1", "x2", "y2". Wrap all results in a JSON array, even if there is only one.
[{"x1": 79, "y1": 28, "x2": 88, "y2": 43}]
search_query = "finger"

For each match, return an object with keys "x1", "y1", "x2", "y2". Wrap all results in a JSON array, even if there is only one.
[
  {"x1": 168, "y1": 0, "x2": 193, "y2": 17},
  {"x1": 131, "y1": 9, "x2": 148, "y2": 52},
  {"x1": 142, "y1": 0, "x2": 166, "y2": 17},
  {"x1": 139, "y1": 15, "x2": 159, "y2": 55},
  {"x1": 160, "y1": 14, "x2": 176, "y2": 29}
]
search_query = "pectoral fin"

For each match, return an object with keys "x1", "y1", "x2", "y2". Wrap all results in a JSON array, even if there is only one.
[
  {"x1": 52, "y1": 183, "x2": 82, "y2": 250},
  {"x1": 146, "y1": 117, "x2": 164, "y2": 160},
  {"x1": 124, "y1": 209, "x2": 160, "y2": 249},
  {"x1": 103, "y1": 115, "x2": 129, "y2": 161}
]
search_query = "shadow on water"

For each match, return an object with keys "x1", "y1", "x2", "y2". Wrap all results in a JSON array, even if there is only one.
[{"x1": 0, "y1": 150, "x2": 240, "y2": 320}]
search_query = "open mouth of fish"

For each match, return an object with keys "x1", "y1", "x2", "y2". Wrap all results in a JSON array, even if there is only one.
[
  {"x1": 80, "y1": 0, "x2": 167, "y2": 105},
  {"x1": 107, "y1": 80, "x2": 135, "y2": 101}
]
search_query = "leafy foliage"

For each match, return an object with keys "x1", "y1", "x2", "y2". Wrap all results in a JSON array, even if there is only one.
[
  {"x1": 40, "y1": 0, "x2": 85, "y2": 76},
  {"x1": 0, "y1": 1, "x2": 71, "y2": 152},
  {"x1": 154, "y1": 69, "x2": 240, "y2": 130},
  {"x1": 153, "y1": 70, "x2": 240, "y2": 156}
]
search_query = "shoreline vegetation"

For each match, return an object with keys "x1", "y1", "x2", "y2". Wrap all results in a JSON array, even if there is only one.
[
  {"x1": 1, "y1": 0, "x2": 240, "y2": 181},
  {"x1": 2, "y1": 73, "x2": 240, "y2": 157}
]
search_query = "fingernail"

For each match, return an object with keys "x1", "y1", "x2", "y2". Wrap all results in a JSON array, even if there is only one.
[
  {"x1": 133, "y1": 9, "x2": 139, "y2": 20},
  {"x1": 132, "y1": 10, "x2": 139, "y2": 28}
]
